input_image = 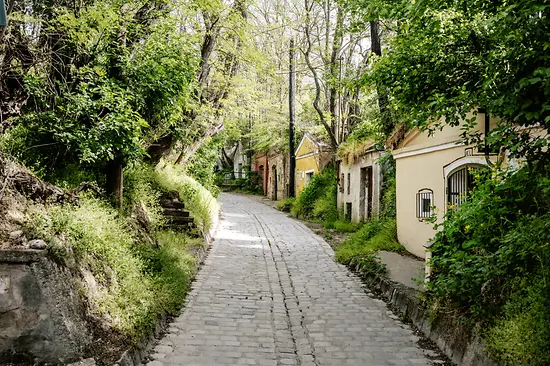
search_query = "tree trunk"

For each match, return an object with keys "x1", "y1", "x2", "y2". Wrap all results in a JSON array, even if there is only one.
[
  {"x1": 175, "y1": 123, "x2": 224, "y2": 165},
  {"x1": 329, "y1": 5, "x2": 344, "y2": 143},
  {"x1": 303, "y1": 0, "x2": 338, "y2": 151}
]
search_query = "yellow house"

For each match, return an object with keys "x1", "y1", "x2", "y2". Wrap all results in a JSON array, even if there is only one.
[
  {"x1": 392, "y1": 112, "x2": 499, "y2": 259},
  {"x1": 295, "y1": 133, "x2": 332, "y2": 195}
]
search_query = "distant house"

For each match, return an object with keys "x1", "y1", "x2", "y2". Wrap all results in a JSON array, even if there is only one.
[
  {"x1": 267, "y1": 152, "x2": 289, "y2": 200},
  {"x1": 392, "y1": 112, "x2": 499, "y2": 258},
  {"x1": 337, "y1": 143, "x2": 384, "y2": 223},
  {"x1": 295, "y1": 133, "x2": 332, "y2": 195},
  {"x1": 252, "y1": 154, "x2": 267, "y2": 193},
  {"x1": 232, "y1": 141, "x2": 249, "y2": 179},
  {"x1": 219, "y1": 140, "x2": 250, "y2": 180},
  {"x1": 252, "y1": 151, "x2": 289, "y2": 200}
]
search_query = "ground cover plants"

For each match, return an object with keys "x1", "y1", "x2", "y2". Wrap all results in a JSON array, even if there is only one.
[
  {"x1": 427, "y1": 166, "x2": 550, "y2": 365},
  {"x1": 13, "y1": 158, "x2": 218, "y2": 359}
]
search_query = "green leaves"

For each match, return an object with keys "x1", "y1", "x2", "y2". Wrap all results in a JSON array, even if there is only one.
[
  {"x1": 354, "y1": 0, "x2": 550, "y2": 165},
  {"x1": 7, "y1": 0, "x2": 199, "y2": 179}
]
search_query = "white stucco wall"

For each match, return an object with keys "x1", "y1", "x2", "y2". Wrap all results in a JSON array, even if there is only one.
[{"x1": 337, "y1": 151, "x2": 383, "y2": 223}]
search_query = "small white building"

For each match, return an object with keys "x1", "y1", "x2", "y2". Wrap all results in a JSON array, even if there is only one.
[{"x1": 337, "y1": 144, "x2": 383, "y2": 223}]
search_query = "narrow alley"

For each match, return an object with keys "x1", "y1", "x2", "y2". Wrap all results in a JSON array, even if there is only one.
[{"x1": 147, "y1": 193, "x2": 433, "y2": 366}]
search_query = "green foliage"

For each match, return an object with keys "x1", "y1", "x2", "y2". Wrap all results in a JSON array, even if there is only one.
[
  {"x1": 5, "y1": 2, "x2": 196, "y2": 181},
  {"x1": 378, "y1": 151, "x2": 396, "y2": 219},
  {"x1": 184, "y1": 137, "x2": 222, "y2": 195},
  {"x1": 24, "y1": 198, "x2": 199, "y2": 341},
  {"x1": 276, "y1": 197, "x2": 296, "y2": 212},
  {"x1": 362, "y1": 0, "x2": 550, "y2": 165},
  {"x1": 485, "y1": 280, "x2": 550, "y2": 366},
  {"x1": 124, "y1": 163, "x2": 165, "y2": 229},
  {"x1": 291, "y1": 168, "x2": 338, "y2": 222},
  {"x1": 335, "y1": 219, "x2": 404, "y2": 265},
  {"x1": 326, "y1": 220, "x2": 361, "y2": 233},
  {"x1": 427, "y1": 166, "x2": 550, "y2": 364}
]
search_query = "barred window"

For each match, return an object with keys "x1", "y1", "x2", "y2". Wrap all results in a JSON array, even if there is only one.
[
  {"x1": 347, "y1": 173, "x2": 351, "y2": 195},
  {"x1": 447, "y1": 165, "x2": 482, "y2": 208},
  {"x1": 416, "y1": 189, "x2": 433, "y2": 219},
  {"x1": 340, "y1": 173, "x2": 345, "y2": 193}
]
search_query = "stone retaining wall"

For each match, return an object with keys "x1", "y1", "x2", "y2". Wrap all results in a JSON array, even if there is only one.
[
  {"x1": 0, "y1": 250, "x2": 91, "y2": 364},
  {"x1": 361, "y1": 273, "x2": 498, "y2": 366}
]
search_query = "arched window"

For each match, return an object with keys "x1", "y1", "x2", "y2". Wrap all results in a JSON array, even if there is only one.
[{"x1": 446, "y1": 165, "x2": 483, "y2": 208}]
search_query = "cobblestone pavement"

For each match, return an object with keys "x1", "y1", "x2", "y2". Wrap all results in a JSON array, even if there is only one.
[{"x1": 147, "y1": 193, "x2": 433, "y2": 366}]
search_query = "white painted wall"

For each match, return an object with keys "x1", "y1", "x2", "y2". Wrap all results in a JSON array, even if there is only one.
[{"x1": 337, "y1": 151, "x2": 383, "y2": 223}]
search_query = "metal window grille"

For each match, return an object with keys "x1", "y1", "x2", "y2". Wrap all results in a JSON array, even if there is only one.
[
  {"x1": 416, "y1": 189, "x2": 433, "y2": 219},
  {"x1": 447, "y1": 166, "x2": 480, "y2": 208},
  {"x1": 340, "y1": 174, "x2": 345, "y2": 193},
  {"x1": 347, "y1": 173, "x2": 351, "y2": 195}
]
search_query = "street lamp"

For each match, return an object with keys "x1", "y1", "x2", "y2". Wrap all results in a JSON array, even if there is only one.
[{"x1": 0, "y1": 0, "x2": 7, "y2": 27}]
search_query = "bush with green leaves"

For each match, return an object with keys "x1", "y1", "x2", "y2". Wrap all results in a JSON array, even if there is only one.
[
  {"x1": 291, "y1": 168, "x2": 338, "y2": 222},
  {"x1": 427, "y1": 166, "x2": 550, "y2": 364}
]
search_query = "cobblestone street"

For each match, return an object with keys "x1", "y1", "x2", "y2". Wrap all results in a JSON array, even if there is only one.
[{"x1": 147, "y1": 193, "x2": 433, "y2": 366}]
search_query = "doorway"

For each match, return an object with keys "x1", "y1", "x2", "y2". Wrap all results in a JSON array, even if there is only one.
[
  {"x1": 272, "y1": 165, "x2": 278, "y2": 200},
  {"x1": 360, "y1": 166, "x2": 373, "y2": 221}
]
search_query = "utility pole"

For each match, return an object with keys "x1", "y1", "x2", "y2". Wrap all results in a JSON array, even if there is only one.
[
  {"x1": 288, "y1": 38, "x2": 296, "y2": 198},
  {"x1": 0, "y1": 0, "x2": 7, "y2": 27}
]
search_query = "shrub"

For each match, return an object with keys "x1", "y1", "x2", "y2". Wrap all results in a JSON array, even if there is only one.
[
  {"x1": 426, "y1": 166, "x2": 550, "y2": 364},
  {"x1": 291, "y1": 168, "x2": 338, "y2": 221},
  {"x1": 335, "y1": 219, "x2": 403, "y2": 265}
]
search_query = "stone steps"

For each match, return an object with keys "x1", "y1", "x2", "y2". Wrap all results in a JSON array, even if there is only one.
[{"x1": 160, "y1": 198, "x2": 195, "y2": 231}]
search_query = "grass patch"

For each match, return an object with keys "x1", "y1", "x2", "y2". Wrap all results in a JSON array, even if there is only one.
[
  {"x1": 324, "y1": 219, "x2": 361, "y2": 233},
  {"x1": 335, "y1": 219, "x2": 404, "y2": 265},
  {"x1": 125, "y1": 162, "x2": 219, "y2": 234},
  {"x1": 24, "y1": 197, "x2": 202, "y2": 342}
]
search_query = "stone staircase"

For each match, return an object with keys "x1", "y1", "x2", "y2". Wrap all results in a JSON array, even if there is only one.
[{"x1": 160, "y1": 198, "x2": 196, "y2": 231}]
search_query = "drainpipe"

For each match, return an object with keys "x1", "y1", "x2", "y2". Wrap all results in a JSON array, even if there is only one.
[{"x1": 485, "y1": 111, "x2": 490, "y2": 157}]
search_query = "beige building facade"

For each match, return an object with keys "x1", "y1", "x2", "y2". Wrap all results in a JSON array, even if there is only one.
[
  {"x1": 337, "y1": 147, "x2": 383, "y2": 223},
  {"x1": 267, "y1": 152, "x2": 289, "y2": 201},
  {"x1": 393, "y1": 113, "x2": 498, "y2": 258}
]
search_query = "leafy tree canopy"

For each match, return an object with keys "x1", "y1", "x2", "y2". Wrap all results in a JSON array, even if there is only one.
[{"x1": 350, "y1": 0, "x2": 550, "y2": 166}]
